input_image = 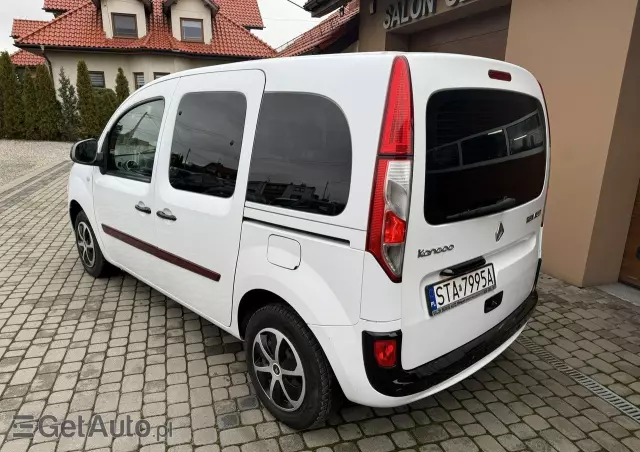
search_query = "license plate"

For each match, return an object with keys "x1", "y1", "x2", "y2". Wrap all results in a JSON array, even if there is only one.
[{"x1": 427, "y1": 264, "x2": 496, "y2": 316}]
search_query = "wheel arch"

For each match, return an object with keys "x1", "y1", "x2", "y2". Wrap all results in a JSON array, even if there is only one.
[
  {"x1": 237, "y1": 289, "x2": 294, "y2": 340},
  {"x1": 69, "y1": 199, "x2": 83, "y2": 226}
]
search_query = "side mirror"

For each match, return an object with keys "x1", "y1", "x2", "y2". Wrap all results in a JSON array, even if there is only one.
[{"x1": 70, "y1": 139, "x2": 100, "y2": 165}]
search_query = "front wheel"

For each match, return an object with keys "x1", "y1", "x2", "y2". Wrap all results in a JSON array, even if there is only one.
[
  {"x1": 245, "y1": 304, "x2": 341, "y2": 430},
  {"x1": 74, "y1": 211, "x2": 114, "y2": 278}
]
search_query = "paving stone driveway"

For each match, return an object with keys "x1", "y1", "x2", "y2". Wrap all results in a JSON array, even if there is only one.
[{"x1": 0, "y1": 164, "x2": 639, "y2": 452}]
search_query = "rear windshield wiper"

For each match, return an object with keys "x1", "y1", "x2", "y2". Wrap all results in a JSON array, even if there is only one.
[{"x1": 446, "y1": 197, "x2": 516, "y2": 221}]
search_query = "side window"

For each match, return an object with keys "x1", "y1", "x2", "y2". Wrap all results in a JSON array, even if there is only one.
[
  {"x1": 247, "y1": 93, "x2": 352, "y2": 216},
  {"x1": 106, "y1": 99, "x2": 165, "y2": 183},
  {"x1": 169, "y1": 92, "x2": 247, "y2": 198}
]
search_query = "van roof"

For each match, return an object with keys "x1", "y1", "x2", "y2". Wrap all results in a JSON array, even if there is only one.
[{"x1": 141, "y1": 52, "x2": 533, "y2": 92}]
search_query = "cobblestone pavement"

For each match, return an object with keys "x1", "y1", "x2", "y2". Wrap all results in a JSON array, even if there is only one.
[
  {"x1": 0, "y1": 141, "x2": 71, "y2": 188},
  {"x1": 0, "y1": 165, "x2": 640, "y2": 452}
]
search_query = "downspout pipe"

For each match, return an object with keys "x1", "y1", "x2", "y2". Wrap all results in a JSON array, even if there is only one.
[{"x1": 40, "y1": 44, "x2": 54, "y2": 79}]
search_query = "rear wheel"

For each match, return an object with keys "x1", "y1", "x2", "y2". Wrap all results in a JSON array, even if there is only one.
[
  {"x1": 74, "y1": 211, "x2": 114, "y2": 278},
  {"x1": 245, "y1": 304, "x2": 341, "y2": 430}
]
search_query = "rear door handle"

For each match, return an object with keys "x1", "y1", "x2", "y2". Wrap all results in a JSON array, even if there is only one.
[
  {"x1": 157, "y1": 209, "x2": 177, "y2": 221},
  {"x1": 440, "y1": 256, "x2": 486, "y2": 277},
  {"x1": 135, "y1": 202, "x2": 151, "y2": 214}
]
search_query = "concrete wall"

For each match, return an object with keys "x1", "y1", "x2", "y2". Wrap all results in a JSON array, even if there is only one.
[
  {"x1": 506, "y1": 0, "x2": 640, "y2": 286},
  {"x1": 47, "y1": 51, "x2": 230, "y2": 92},
  {"x1": 358, "y1": 0, "x2": 509, "y2": 52},
  {"x1": 409, "y1": 5, "x2": 509, "y2": 60},
  {"x1": 100, "y1": 0, "x2": 147, "y2": 39},
  {"x1": 170, "y1": 0, "x2": 213, "y2": 44}
]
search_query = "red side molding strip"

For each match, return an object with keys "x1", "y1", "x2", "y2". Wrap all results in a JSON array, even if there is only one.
[{"x1": 101, "y1": 224, "x2": 221, "y2": 282}]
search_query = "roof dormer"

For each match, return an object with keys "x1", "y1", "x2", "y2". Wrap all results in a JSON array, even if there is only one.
[
  {"x1": 164, "y1": 0, "x2": 218, "y2": 44},
  {"x1": 99, "y1": 0, "x2": 151, "y2": 39}
]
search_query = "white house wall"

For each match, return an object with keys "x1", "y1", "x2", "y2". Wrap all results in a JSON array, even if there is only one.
[
  {"x1": 100, "y1": 0, "x2": 147, "y2": 39},
  {"x1": 47, "y1": 51, "x2": 230, "y2": 92},
  {"x1": 170, "y1": 0, "x2": 213, "y2": 44}
]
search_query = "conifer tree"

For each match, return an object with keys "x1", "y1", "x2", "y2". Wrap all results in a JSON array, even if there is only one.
[
  {"x1": 58, "y1": 67, "x2": 79, "y2": 141},
  {"x1": 21, "y1": 69, "x2": 38, "y2": 139},
  {"x1": 34, "y1": 64, "x2": 62, "y2": 140},
  {"x1": 115, "y1": 67, "x2": 130, "y2": 105},
  {"x1": 76, "y1": 60, "x2": 100, "y2": 138},
  {"x1": 0, "y1": 52, "x2": 25, "y2": 138}
]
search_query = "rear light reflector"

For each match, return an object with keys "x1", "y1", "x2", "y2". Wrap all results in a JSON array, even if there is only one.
[
  {"x1": 489, "y1": 69, "x2": 512, "y2": 82},
  {"x1": 373, "y1": 339, "x2": 397, "y2": 368},
  {"x1": 366, "y1": 56, "x2": 414, "y2": 283},
  {"x1": 383, "y1": 211, "x2": 406, "y2": 244}
]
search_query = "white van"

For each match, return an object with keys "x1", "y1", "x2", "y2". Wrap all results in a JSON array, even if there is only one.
[{"x1": 68, "y1": 53, "x2": 548, "y2": 430}]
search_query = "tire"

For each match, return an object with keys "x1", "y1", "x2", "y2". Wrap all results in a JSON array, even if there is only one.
[
  {"x1": 245, "y1": 304, "x2": 341, "y2": 430},
  {"x1": 74, "y1": 211, "x2": 113, "y2": 278}
]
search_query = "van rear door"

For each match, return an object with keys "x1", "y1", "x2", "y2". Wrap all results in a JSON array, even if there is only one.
[{"x1": 400, "y1": 54, "x2": 549, "y2": 370}]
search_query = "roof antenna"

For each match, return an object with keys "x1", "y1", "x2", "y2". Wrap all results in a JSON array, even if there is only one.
[{"x1": 340, "y1": 5, "x2": 345, "y2": 16}]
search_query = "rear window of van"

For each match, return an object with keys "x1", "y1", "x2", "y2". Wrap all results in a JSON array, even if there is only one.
[
  {"x1": 246, "y1": 93, "x2": 352, "y2": 216},
  {"x1": 425, "y1": 89, "x2": 546, "y2": 225}
]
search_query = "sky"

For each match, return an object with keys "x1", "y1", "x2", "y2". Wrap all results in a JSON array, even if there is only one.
[{"x1": 0, "y1": 0, "x2": 321, "y2": 54}]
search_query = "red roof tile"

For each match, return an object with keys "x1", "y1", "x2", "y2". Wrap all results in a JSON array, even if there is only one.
[
  {"x1": 17, "y1": 0, "x2": 275, "y2": 59},
  {"x1": 10, "y1": 50, "x2": 46, "y2": 67},
  {"x1": 44, "y1": 0, "x2": 262, "y2": 28},
  {"x1": 216, "y1": 0, "x2": 264, "y2": 29},
  {"x1": 43, "y1": 0, "x2": 85, "y2": 11},
  {"x1": 11, "y1": 19, "x2": 51, "y2": 38},
  {"x1": 278, "y1": 0, "x2": 358, "y2": 57}
]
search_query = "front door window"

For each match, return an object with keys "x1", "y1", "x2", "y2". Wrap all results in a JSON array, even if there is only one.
[{"x1": 106, "y1": 99, "x2": 165, "y2": 183}]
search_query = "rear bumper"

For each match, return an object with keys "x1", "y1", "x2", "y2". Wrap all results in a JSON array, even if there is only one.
[{"x1": 363, "y1": 290, "x2": 538, "y2": 397}]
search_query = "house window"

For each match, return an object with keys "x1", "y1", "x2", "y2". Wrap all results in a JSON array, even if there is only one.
[
  {"x1": 180, "y1": 18, "x2": 204, "y2": 43},
  {"x1": 134, "y1": 73, "x2": 145, "y2": 90},
  {"x1": 154, "y1": 72, "x2": 170, "y2": 80},
  {"x1": 112, "y1": 13, "x2": 138, "y2": 38},
  {"x1": 89, "y1": 71, "x2": 105, "y2": 88}
]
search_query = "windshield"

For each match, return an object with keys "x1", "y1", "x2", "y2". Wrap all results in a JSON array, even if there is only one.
[{"x1": 424, "y1": 89, "x2": 546, "y2": 225}]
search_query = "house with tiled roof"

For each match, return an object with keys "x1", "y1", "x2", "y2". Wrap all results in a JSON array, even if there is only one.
[
  {"x1": 11, "y1": 0, "x2": 274, "y2": 92},
  {"x1": 277, "y1": 0, "x2": 359, "y2": 58},
  {"x1": 10, "y1": 50, "x2": 47, "y2": 69}
]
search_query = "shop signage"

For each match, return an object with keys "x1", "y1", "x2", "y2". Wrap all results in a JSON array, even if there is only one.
[{"x1": 383, "y1": 0, "x2": 468, "y2": 30}]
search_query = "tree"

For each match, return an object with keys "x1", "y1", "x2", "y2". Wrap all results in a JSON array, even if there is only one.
[
  {"x1": 34, "y1": 65, "x2": 62, "y2": 140},
  {"x1": 0, "y1": 51, "x2": 24, "y2": 138},
  {"x1": 22, "y1": 69, "x2": 38, "y2": 139},
  {"x1": 76, "y1": 60, "x2": 100, "y2": 138},
  {"x1": 95, "y1": 88, "x2": 118, "y2": 130},
  {"x1": 115, "y1": 68, "x2": 130, "y2": 105},
  {"x1": 58, "y1": 67, "x2": 79, "y2": 141}
]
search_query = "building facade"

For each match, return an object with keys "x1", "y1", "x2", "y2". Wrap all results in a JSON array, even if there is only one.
[
  {"x1": 295, "y1": 0, "x2": 640, "y2": 288},
  {"x1": 11, "y1": 0, "x2": 274, "y2": 91}
]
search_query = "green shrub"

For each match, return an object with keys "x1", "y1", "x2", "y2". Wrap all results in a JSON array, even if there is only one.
[
  {"x1": 0, "y1": 51, "x2": 25, "y2": 138},
  {"x1": 76, "y1": 60, "x2": 100, "y2": 138},
  {"x1": 34, "y1": 65, "x2": 61, "y2": 140},
  {"x1": 21, "y1": 69, "x2": 37, "y2": 138},
  {"x1": 95, "y1": 88, "x2": 118, "y2": 130},
  {"x1": 115, "y1": 68, "x2": 130, "y2": 105},
  {"x1": 58, "y1": 67, "x2": 80, "y2": 141}
]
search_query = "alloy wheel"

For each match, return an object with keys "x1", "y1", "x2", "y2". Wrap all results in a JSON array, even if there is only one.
[
  {"x1": 252, "y1": 327, "x2": 306, "y2": 411},
  {"x1": 76, "y1": 221, "x2": 96, "y2": 268}
]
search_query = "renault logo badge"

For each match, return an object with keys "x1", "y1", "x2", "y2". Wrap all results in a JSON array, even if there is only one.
[{"x1": 496, "y1": 222, "x2": 504, "y2": 242}]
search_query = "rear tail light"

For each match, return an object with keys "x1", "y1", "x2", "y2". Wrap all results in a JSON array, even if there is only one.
[
  {"x1": 366, "y1": 56, "x2": 413, "y2": 282},
  {"x1": 373, "y1": 339, "x2": 397, "y2": 368}
]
